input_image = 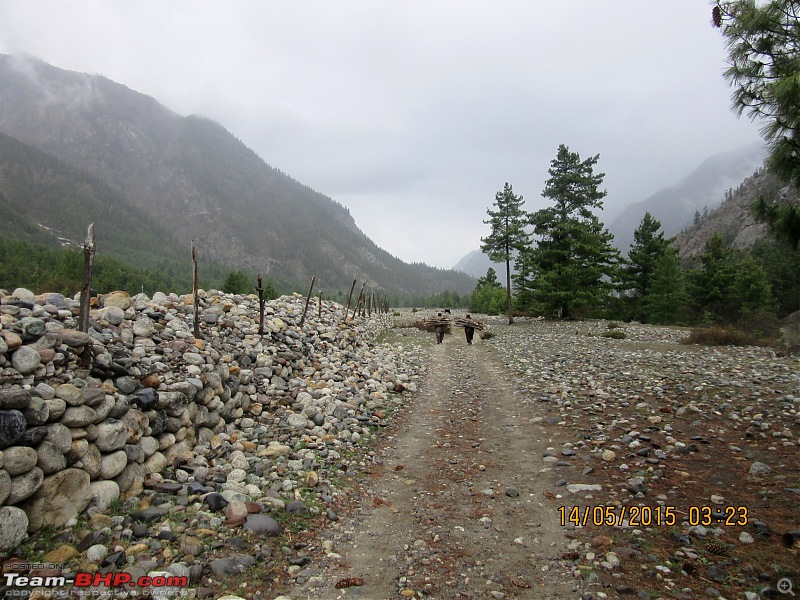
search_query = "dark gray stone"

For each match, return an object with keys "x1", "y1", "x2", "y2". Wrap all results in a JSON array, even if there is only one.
[
  {"x1": 133, "y1": 388, "x2": 158, "y2": 411},
  {"x1": 59, "y1": 330, "x2": 92, "y2": 348},
  {"x1": 22, "y1": 397, "x2": 48, "y2": 427},
  {"x1": 19, "y1": 426, "x2": 48, "y2": 447},
  {"x1": 203, "y1": 493, "x2": 228, "y2": 512},
  {"x1": 116, "y1": 376, "x2": 139, "y2": 395},
  {"x1": 18, "y1": 318, "x2": 46, "y2": 341},
  {"x1": 0, "y1": 410, "x2": 27, "y2": 448},
  {"x1": 0, "y1": 388, "x2": 31, "y2": 410},
  {"x1": 209, "y1": 554, "x2": 256, "y2": 577},
  {"x1": 129, "y1": 506, "x2": 170, "y2": 523},
  {"x1": 0, "y1": 506, "x2": 28, "y2": 553},
  {"x1": 243, "y1": 514, "x2": 281, "y2": 536},
  {"x1": 36, "y1": 441, "x2": 67, "y2": 474},
  {"x1": 82, "y1": 387, "x2": 107, "y2": 407},
  {"x1": 285, "y1": 500, "x2": 309, "y2": 515}
]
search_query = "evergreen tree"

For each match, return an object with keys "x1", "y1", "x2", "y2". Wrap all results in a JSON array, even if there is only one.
[
  {"x1": 751, "y1": 194, "x2": 800, "y2": 250},
  {"x1": 476, "y1": 267, "x2": 503, "y2": 290},
  {"x1": 732, "y1": 253, "x2": 775, "y2": 320},
  {"x1": 641, "y1": 249, "x2": 688, "y2": 325},
  {"x1": 750, "y1": 238, "x2": 800, "y2": 316},
  {"x1": 688, "y1": 234, "x2": 738, "y2": 323},
  {"x1": 512, "y1": 248, "x2": 538, "y2": 314},
  {"x1": 469, "y1": 268, "x2": 507, "y2": 315},
  {"x1": 714, "y1": 1, "x2": 800, "y2": 246},
  {"x1": 687, "y1": 233, "x2": 774, "y2": 324},
  {"x1": 714, "y1": 0, "x2": 800, "y2": 189},
  {"x1": 527, "y1": 145, "x2": 619, "y2": 318},
  {"x1": 480, "y1": 183, "x2": 530, "y2": 324},
  {"x1": 624, "y1": 212, "x2": 673, "y2": 321},
  {"x1": 222, "y1": 270, "x2": 254, "y2": 295}
]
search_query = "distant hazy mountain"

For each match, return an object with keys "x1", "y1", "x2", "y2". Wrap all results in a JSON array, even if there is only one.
[
  {"x1": 673, "y1": 168, "x2": 797, "y2": 259},
  {"x1": 608, "y1": 142, "x2": 767, "y2": 252},
  {"x1": 453, "y1": 250, "x2": 506, "y2": 280},
  {"x1": 0, "y1": 54, "x2": 475, "y2": 296}
]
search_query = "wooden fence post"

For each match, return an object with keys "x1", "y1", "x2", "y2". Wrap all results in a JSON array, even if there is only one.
[
  {"x1": 351, "y1": 283, "x2": 365, "y2": 320},
  {"x1": 256, "y1": 273, "x2": 265, "y2": 336},
  {"x1": 191, "y1": 241, "x2": 200, "y2": 339},
  {"x1": 78, "y1": 223, "x2": 95, "y2": 333},
  {"x1": 344, "y1": 279, "x2": 357, "y2": 318},
  {"x1": 299, "y1": 276, "x2": 316, "y2": 328}
]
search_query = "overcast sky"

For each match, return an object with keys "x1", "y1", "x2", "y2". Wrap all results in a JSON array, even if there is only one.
[{"x1": 0, "y1": 1, "x2": 764, "y2": 269}]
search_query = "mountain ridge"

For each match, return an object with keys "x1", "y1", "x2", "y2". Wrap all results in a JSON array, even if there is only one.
[
  {"x1": 0, "y1": 53, "x2": 475, "y2": 297},
  {"x1": 606, "y1": 142, "x2": 767, "y2": 252},
  {"x1": 673, "y1": 167, "x2": 797, "y2": 259}
]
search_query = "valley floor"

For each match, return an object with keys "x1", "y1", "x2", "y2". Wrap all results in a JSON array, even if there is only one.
[
  {"x1": 279, "y1": 322, "x2": 580, "y2": 599},
  {"x1": 276, "y1": 316, "x2": 800, "y2": 600}
]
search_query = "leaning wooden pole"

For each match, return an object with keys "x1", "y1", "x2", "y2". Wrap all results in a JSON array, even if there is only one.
[
  {"x1": 256, "y1": 273, "x2": 265, "y2": 336},
  {"x1": 344, "y1": 279, "x2": 357, "y2": 318},
  {"x1": 299, "y1": 276, "x2": 316, "y2": 328},
  {"x1": 78, "y1": 223, "x2": 95, "y2": 333},
  {"x1": 191, "y1": 241, "x2": 200, "y2": 339},
  {"x1": 351, "y1": 283, "x2": 365, "y2": 320}
]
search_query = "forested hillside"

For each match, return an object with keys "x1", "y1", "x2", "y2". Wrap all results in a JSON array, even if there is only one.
[{"x1": 0, "y1": 54, "x2": 474, "y2": 298}]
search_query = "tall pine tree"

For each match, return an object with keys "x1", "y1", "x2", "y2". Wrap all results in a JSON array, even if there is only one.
[
  {"x1": 624, "y1": 212, "x2": 673, "y2": 321},
  {"x1": 481, "y1": 182, "x2": 529, "y2": 324},
  {"x1": 527, "y1": 145, "x2": 618, "y2": 318},
  {"x1": 714, "y1": 1, "x2": 800, "y2": 251},
  {"x1": 688, "y1": 233, "x2": 738, "y2": 323},
  {"x1": 641, "y1": 249, "x2": 687, "y2": 325}
]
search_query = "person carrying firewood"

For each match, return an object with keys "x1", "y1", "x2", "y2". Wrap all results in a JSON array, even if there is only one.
[
  {"x1": 434, "y1": 313, "x2": 446, "y2": 344},
  {"x1": 464, "y1": 314, "x2": 475, "y2": 345}
]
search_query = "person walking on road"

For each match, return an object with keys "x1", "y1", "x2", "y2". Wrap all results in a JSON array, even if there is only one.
[
  {"x1": 464, "y1": 314, "x2": 475, "y2": 345},
  {"x1": 434, "y1": 313, "x2": 446, "y2": 344}
]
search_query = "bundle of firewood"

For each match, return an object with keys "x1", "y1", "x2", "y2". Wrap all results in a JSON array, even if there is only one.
[
  {"x1": 453, "y1": 317, "x2": 484, "y2": 330},
  {"x1": 414, "y1": 316, "x2": 451, "y2": 332}
]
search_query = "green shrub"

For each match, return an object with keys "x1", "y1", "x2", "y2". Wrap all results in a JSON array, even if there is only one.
[
  {"x1": 682, "y1": 326, "x2": 777, "y2": 347},
  {"x1": 601, "y1": 329, "x2": 626, "y2": 339}
]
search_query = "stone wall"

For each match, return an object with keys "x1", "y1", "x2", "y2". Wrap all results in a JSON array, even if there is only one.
[{"x1": 0, "y1": 287, "x2": 406, "y2": 553}]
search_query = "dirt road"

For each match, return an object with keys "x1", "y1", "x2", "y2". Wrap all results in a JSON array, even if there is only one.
[{"x1": 282, "y1": 331, "x2": 584, "y2": 599}]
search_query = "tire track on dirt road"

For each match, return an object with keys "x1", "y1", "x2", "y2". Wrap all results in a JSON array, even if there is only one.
[{"x1": 281, "y1": 331, "x2": 585, "y2": 599}]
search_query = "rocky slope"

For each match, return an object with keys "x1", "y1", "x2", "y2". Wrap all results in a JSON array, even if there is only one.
[
  {"x1": 674, "y1": 168, "x2": 798, "y2": 260},
  {"x1": 609, "y1": 142, "x2": 767, "y2": 253}
]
